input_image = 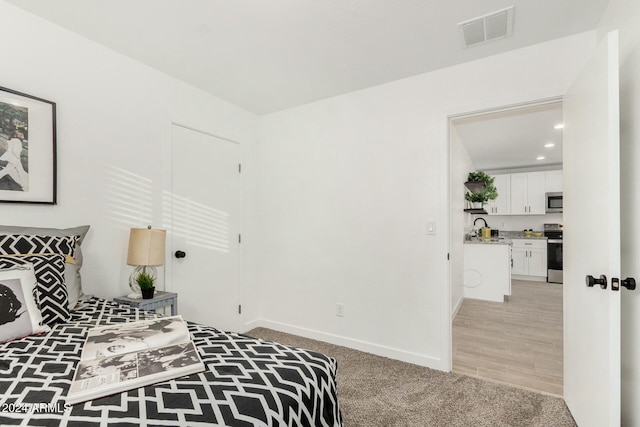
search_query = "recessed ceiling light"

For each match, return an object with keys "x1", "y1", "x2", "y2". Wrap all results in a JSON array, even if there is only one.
[
  {"x1": 544, "y1": 143, "x2": 555, "y2": 148},
  {"x1": 536, "y1": 156, "x2": 545, "y2": 160},
  {"x1": 554, "y1": 123, "x2": 564, "y2": 129}
]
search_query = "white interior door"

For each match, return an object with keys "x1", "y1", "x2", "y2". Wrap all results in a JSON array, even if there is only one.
[
  {"x1": 563, "y1": 31, "x2": 621, "y2": 426},
  {"x1": 170, "y1": 124, "x2": 242, "y2": 332},
  {"x1": 619, "y1": 27, "x2": 640, "y2": 426}
]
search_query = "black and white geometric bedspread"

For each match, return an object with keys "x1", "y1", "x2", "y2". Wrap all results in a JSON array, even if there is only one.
[{"x1": 0, "y1": 298, "x2": 343, "y2": 426}]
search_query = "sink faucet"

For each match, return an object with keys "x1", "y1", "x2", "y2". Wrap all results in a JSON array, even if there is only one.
[{"x1": 474, "y1": 217, "x2": 488, "y2": 228}]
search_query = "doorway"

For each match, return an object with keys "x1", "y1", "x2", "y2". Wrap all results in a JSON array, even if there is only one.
[
  {"x1": 168, "y1": 124, "x2": 243, "y2": 332},
  {"x1": 448, "y1": 98, "x2": 564, "y2": 395}
]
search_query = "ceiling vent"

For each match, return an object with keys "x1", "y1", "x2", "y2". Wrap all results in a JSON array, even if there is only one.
[{"x1": 458, "y1": 6, "x2": 514, "y2": 48}]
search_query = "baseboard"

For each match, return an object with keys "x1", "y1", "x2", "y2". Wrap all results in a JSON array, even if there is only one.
[
  {"x1": 511, "y1": 275, "x2": 547, "y2": 282},
  {"x1": 242, "y1": 318, "x2": 447, "y2": 371},
  {"x1": 452, "y1": 294, "x2": 464, "y2": 319}
]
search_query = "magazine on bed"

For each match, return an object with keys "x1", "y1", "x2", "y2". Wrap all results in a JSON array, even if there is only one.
[{"x1": 67, "y1": 315, "x2": 204, "y2": 405}]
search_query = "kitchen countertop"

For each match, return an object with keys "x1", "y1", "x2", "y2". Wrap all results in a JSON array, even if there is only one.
[
  {"x1": 510, "y1": 236, "x2": 548, "y2": 240},
  {"x1": 500, "y1": 231, "x2": 547, "y2": 240},
  {"x1": 464, "y1": 235, "x2": 547, "y2": 245},
  {"x1": 465, "y1": 237, "x2": 512, "y2": 245}
]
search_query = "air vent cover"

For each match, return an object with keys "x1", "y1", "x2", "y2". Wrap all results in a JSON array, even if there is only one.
[{"x1": 459, "y1": 6, "x2": 514, "y2": 48}]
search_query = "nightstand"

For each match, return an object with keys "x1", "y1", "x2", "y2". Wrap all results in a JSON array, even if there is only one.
[{"x1": 114, "y1": 291, "x2": 178, "y2": 316}]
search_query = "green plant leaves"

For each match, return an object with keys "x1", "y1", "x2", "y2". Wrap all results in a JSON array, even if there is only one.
[{"x1": 466, "y1": 171, "x2": 498, "y2": 202}]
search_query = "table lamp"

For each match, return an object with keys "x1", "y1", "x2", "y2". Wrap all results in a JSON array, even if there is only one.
[{"x1": 127, "y1": 226, "x2": 166, "y2": 298}]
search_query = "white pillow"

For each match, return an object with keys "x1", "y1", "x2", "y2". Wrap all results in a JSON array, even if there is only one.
[{"x1": 0, "y1": 264, "x2": 50, "y2": 343}]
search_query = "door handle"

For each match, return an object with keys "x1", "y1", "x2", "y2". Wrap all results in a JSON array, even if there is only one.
[
  {"x1": 622, "y1": 278, "x2": 637, "y2": 290},
  {"x1": 174, "y1": 250, "x2": 186, "y2": 259},
  {"x1": 612, "y1": 277, "x2": 637, "y2": 291},
  {"x1": 586, "y1": 274, "x2": 607, "y2": 289}
]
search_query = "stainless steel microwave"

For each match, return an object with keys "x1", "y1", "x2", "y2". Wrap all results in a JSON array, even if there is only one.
[{"x1": 545, "y1": 192, "x2": 563, "y2": 213}]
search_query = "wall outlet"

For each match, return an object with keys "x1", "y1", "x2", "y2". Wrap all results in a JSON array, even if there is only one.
[{"x1": 336, "y1": 303, "x2": 344, "y2": 317}]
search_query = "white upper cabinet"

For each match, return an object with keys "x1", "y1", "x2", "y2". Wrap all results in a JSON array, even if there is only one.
[
  {"x1": 509, "y1": 173, "x2": 528, "y2": 215},
  {"x1": 527, "y1": 172, "x2": 546, "y2": 214},
  {"x1": 487, "y1": 174, "x2": 510, "y2": 215},
  {"x1": 545, "y1": 170, "x2": 563, "y2": 193},
  {"x1": 509, "y1": 172, "x2": 545, "y2": 215}
]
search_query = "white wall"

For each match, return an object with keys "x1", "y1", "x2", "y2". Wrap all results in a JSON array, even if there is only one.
[
  {"x1": 474, "y1": 213, "x2": 563, "y2": 233},
  {"x1": 598, "y1": 0, "x2": 640, "y2": 424},
  {"x1": 0, "y1": 1, "x2": 259, "y2": 322},
  {"x1": 450, "y1": 126, "x2": 474, "y2": 316},
  {"x1": 255, "y1": 31, "x2": 596, "y2": 369}
]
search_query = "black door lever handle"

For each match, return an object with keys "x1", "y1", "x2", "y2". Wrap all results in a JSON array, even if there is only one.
[{"x1": 586, "y1": 274, "x2": 607, "y2": 289}]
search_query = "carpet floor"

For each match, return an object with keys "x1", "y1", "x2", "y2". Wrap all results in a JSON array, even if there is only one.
[{"x1": 245, "y1": 327, "x2": 576, "y2": 427}]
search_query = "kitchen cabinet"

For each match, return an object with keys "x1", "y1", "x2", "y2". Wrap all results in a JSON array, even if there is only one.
[
  {"x1": 464, "y1": 243, "x2": 511, "y2": 302},
  {"x1": 545, "y1": 170, "x2": 563, "y2": 193},
  {"x1": 509, "y1": 172, "x2": 546, "y2": 215},
  {"x1": 511, "y1": 239, "x2": 547, "y2": 279},
  {"x1": 487, "y1": 174, "x2": 510, "y2": 215}
]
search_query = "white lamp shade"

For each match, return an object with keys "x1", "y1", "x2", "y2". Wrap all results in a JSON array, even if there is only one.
[{"x1": 127, "y1": 227, "x2": 166, "y2": 266}]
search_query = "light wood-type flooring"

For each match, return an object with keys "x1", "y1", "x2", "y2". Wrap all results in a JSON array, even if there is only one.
[{"x1": 452, "y1": 279, "x2": 563, "y2": 396}]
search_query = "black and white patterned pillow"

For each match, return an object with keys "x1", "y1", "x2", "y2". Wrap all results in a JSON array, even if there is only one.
[
  {"x1": 0, "y1": 255, "x2": 69, "y2": 326},
  {"x1": 0, "y1": 234, "x2": 79, "y2": 259}
]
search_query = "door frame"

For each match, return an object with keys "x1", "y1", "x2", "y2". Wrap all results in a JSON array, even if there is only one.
[{"x1": 446, "y1": 95, "x2": 564, "y2": 372}]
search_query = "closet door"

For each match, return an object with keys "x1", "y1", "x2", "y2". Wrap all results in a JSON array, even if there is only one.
[{"x1": 169, "y1": 124, "x2": 242, "y2": 332}]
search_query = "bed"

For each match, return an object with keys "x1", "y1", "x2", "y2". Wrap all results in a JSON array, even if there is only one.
[
  {"x1": 0, "y1": 297, "x2": 342, "y2": 426},
  {"x1": 0, "y1": 227, "x2": 342, "y2": 426}
]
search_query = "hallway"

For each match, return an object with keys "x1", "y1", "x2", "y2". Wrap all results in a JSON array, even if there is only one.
[{"x1": 453, "y1": 280, "x2": 563, "y2": 395}]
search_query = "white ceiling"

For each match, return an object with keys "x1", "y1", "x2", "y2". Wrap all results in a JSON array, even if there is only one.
[
  {"x1": 5, "y1": 0, "x2": 607, "y2": 114},
  {"x1": 452, "y1": 101, "x2": 564, "y2": 171}
]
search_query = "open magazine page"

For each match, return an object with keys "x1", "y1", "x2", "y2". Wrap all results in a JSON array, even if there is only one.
[
  {"x1": 68, "y1": 341, "x2": 203, "y2": 405},
  {"x1": 80, "y1": 316, "x2": 190, "y2": 361}
]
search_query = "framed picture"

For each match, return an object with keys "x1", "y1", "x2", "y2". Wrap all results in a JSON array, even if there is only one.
[{"x1": 0, "y1": 86, "x2": 56, "y2": 204}]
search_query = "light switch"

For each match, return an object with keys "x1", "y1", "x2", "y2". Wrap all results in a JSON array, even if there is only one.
[{"x1": 426, "y1": 221, "x2": 436, "y2": 235}]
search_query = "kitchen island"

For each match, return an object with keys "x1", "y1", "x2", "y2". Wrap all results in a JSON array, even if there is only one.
[{"x1": 463, "y1": 239, "x2": 511, "y2": 302}]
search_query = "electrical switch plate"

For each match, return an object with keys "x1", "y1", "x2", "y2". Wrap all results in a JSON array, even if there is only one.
[
  {"x1": 336, "y1": 303, "x2": 344, "y2": 317},
  {"x1": 426, "y1": 221, "x2": 436, "y2": 235}
]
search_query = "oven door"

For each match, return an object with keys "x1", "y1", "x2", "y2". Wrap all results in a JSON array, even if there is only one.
[{"x1": 547, "y1": 239, "x2": 563, "y2": 283}]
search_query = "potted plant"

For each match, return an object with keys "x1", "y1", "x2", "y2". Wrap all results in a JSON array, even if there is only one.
[
  {"x1": 465, "y1": 191, "x2": 487, "y2": 208},
  {"x1": 467, "y1": 171, "x2": 492, "y2": 184},
  {"x1": 136, "y1": 271, "x2": 155, "y2": 299},
  {"x1": 465, "y1": 171, "x2": 498, "y2": 208}
]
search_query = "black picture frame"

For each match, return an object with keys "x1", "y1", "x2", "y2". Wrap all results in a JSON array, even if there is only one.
[{"x1": 0, "y1": 86, "x2": 56, "y2": 204}]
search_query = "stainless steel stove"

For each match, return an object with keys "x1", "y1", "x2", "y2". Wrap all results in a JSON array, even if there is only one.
[{"x1": 544, "y1": 223, "x2": 563, "y2": 283}]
